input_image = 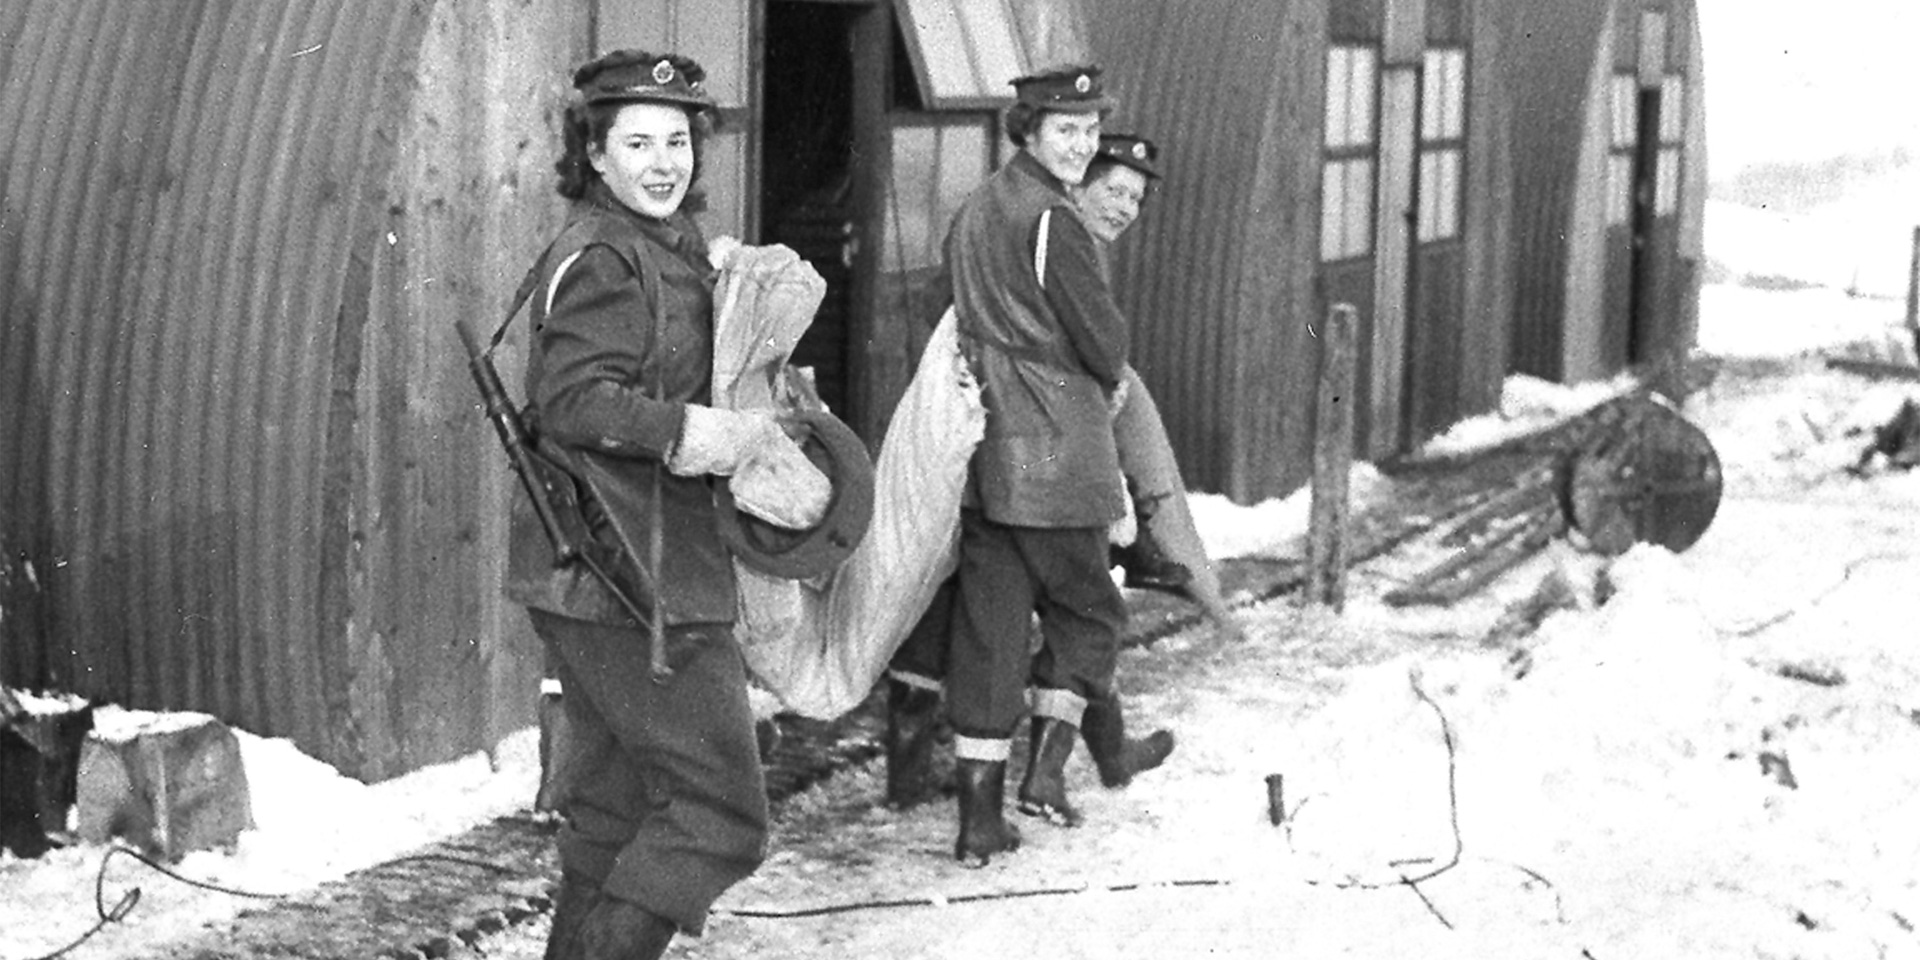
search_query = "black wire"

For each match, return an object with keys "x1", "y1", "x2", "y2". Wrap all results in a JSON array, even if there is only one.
[
  {"x1": 1308, "y1": 670, "x2": 1463, "y2": 894},
  {"x1": 24, "y1": 844, "x2": 520, "y2": 960},
  {"x1": 716, "y1": 877, "x2": 1231, "y2": 919}
]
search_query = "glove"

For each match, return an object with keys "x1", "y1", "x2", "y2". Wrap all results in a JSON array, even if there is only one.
[
  {"x1": 670, "y1": 406, "x2": 831, "y2": 529},
  {"x1": 1107, "y1": 373, "x2": 1131, "y2": 419}
]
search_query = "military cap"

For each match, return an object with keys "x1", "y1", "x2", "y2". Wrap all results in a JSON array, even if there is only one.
[
  {"x1": 573, "y1": 49, "x2": 715, "y2": 111},
  {"x1": 715, "y1": 408, "x2": 875, "y2": 581},
  {"x1": 1009, "y1": 64, "x2": 1117, "y2": 113},
  {"x1": 1094, "y1": 133, "x2": 1161, "y2": 179}
]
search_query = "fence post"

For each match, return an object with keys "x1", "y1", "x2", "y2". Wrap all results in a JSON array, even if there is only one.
[
  {"x1": 1306, "y1": 303, "x2": 1357, "y2": 611},
  {"x1": 1906, "y1": 226, "x2": 1919, "y2": 362}
]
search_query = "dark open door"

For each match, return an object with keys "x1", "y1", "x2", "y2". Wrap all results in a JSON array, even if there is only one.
[{"x1": 761, "y1": 1, "x2": 858, "y2": 418}]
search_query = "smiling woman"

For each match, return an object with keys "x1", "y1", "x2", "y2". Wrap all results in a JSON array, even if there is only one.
[
  {"x1": 589, "y1": 102, "x2": 696, "y2": 219},
  {"x1": 496, "y1": 48, "x2": 827, "y2": 960}
]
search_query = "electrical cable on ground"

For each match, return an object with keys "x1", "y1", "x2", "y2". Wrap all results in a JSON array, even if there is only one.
[
  {"x1": 1718, "y1": 552, "x2": 1909, "y2": 638},
  {"x1": 716, "y1": 877, "x2": 1232, "y2": 920},
  {"x1": 1286, "y1": 667, "x2": 1564, "y2": 932},
  {"x1": 24, "y1": 844, "x2": 519, "y2": 960}
]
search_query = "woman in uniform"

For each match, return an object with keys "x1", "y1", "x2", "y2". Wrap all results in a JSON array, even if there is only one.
[{"x1": 505, "y1": 49, "x2": 822, "y2": 960}]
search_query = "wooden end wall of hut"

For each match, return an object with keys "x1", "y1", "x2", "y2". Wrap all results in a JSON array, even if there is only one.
[
  {"x1": 0, "y1": 0, "x2": 578, "y2": 782},
  {"x1": 341, "y1": 0, "x2": 587, "y2": 781}
]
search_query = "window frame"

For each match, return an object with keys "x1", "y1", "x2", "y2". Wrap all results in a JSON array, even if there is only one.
[
  {"x1": 1321, "y1": 43, "x2": 1381, "y2": 263},
  {"x1": 1415, "y1": 45, "x2": 1467, "y2": 244}
]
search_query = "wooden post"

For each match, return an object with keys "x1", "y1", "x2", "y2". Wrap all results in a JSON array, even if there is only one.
[
  {"x1": 1906, "y1": 226, "x2": 1919, "y2": 361},
  {"x1": 1306, "y1": 303, "x2": 1358, "y2": 610}
]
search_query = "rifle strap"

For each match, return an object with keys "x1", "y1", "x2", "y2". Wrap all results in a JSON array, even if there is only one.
[{"x1": 493, "y1": 217, "x2": 675, "y2": 681}]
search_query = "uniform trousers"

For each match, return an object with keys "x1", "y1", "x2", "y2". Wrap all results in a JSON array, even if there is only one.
[
  {"x1": 529, "y1": 608, "x2": 768, "y2": 935},
  {"x1": 946, "y1": 508, "x2": 1126, "y2": 740}
]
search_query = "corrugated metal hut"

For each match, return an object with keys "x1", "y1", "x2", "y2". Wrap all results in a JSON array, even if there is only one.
[
  {"x1": 0, "y1": 0, "x2": 1096, "y2": 778},
  {"x1": 0, "y1": 0, "x2": 584, "y2": 780},
  {"x1": 1086, "y1": 0, "x2": 1517, "y2": 501},
  {"x1": 1498, "y1": 0, "x2": 1707, "y2": 386}
]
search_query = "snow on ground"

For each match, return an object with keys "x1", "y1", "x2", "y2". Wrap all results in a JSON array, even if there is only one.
[{"x1": 5, "y1": 204, "x2": 1920, "y2": 959}]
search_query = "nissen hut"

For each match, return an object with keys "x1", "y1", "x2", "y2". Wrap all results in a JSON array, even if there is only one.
[
  {"x1": 0, "y1": 0, "x2": 1100, "y2": 780},
  {"x1": 1498, "y1": 0, "x2": 1707, "y2": 389},
  {"x1": 1087, "y1": 0, "x2": 1705, "y2": 501},
  {"x1": 1, "y1": 0, "x2": 577, "y2": 781},
  {"x1": 0, "y1": 0, "x2": 1704, "y2": 780}
]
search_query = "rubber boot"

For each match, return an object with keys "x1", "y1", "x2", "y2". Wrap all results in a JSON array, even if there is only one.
[
  {"x1": 542, "y1": 872, "x2": 602, "y2": 960},
  {"x1": 1080, "y1": 693, "x2": 1175, "y2": 789},
  {"x1": 1110, "y1": 493, "x2": 1192, "y2": 594},
  {"x1": 1016, "y1": 717, "x2": 1084, "y2": 827},
  {"x1": 885, "y1": 680, "x2": 950, "y2": 810},
  {"x1": 953, "y1": 759, "x2": 1021, "y2": 867},
  {"x1": 578, "y1": 894, "x2": 676, "y2": 960}
]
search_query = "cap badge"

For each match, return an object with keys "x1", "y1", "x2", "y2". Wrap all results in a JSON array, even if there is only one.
[
  {"x1": 1074, "y1": 74, "x2": 1092, "y2": 94},
  {"x1": 1131, "y1": 143, "x2": 1148, "y2": 160},
  {"x1": 652, "y1": 60, "x2": 676, "y2": 85}
]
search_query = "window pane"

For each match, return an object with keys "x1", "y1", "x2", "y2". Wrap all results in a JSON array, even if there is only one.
[
  {"x1": 1661, "y1": 76, "x2": 1685, "y2": 143},
  {"x1": 1658, "y1": 148, "x2": 1680, "y2": 214},
  {"x1": 1344, "y1": 159, "x2": 1374, "y2": 256},
  {"x1": 1421, "y1": 52, "x2": 1441, "y2": 142},
  {"x1": 1326, "y1": 48, "x2": 1351, "y2": 148},
  {"x1": 885, "y1": 122, "x2": 992, "y2": 270},
  {"x1": 1612, "y1": 75, "x2": 1637, "y2": 148},
  {"x1": 1321, "y1": 161, "x2": 1346, "y2": 261},
  {"x1": 895, "y1": 0, "x2": 1029, "y2": 108},
  {"x1": 1421, "y1": 49, "x2": 1465, "y2": 141},
  {"x1": 953, "y1": 1, "x2": 1028, "y2": 94},
  {"x1": 1437, "y1": 150, "x2": 1459, "y2": 239},
  {"x1": 1418, "y1": 152, "x2": 1439, "y2": 241},
  {"x1": 1607, "y1": 154, "x2": 1631, "y2": 225},
  {"x1": 1350, "y1": 48, "x2": 1377, "y2": 146},
  {"x1": 1442, "y1": 51, "x2": 1464, "y2": 137}
]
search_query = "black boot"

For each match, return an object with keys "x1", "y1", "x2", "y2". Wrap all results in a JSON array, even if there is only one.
[
  {"x1": 954, "y1": 759, "x2": 1021, "y2": 867},
  {"x1": 577, "y1": 893, "x2": 676, "y2": 960},
  {"x1": 1110, "y1": 493, "x2": 1192, "y2": 594},
  {"x1": 885, "y1": 680, "x2": 950, "y2": 810},
  {"x1": 1080, "y1": 693, "x2": 1175, "y2": 789},
  {"x1": 1016, "y1": 717, "x2": 1084, "y2": 827},
  {"x1": 543, "y1": 873, "x2": 603, "y2": 960}
]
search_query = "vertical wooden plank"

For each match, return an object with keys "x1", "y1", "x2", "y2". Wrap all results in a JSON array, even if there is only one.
[
  {"x1": 1383, "y1": 0, "x2": 1426, "y2": 66},
  {"x1": 1306, "y1": 304, "x2": 1357, "y2": 611},
  {"x1": 595, "y1": 0, "x2": 670, "y2": 55},
  {"x1": 1370, "y1": 65, "x2": 1418, "y2": 456},
  {"x1": 1906, "y1": 226, "x2": 1919, "y2": 357}
]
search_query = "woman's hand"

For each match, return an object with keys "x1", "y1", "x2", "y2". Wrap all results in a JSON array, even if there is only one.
[{"x1": 669, "y1": 406, "x2": 830, "y2": 528}]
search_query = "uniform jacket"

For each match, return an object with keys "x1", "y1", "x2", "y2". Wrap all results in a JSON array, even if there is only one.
[
  {"x1": 944, "y1": 150, "x2": 1130, "y2": 528},
  {"x1": 504, "y1": 183, "x2": 737, "y2": 628}
]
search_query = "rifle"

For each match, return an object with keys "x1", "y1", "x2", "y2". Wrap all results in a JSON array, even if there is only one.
[{"x1": 456, "y1": 318, "x2": 672, "y2": 681}]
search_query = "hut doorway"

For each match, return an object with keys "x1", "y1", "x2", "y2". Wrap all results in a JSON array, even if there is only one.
[
  {"x1": 1625, "y1": 85, "x2": 1663, "y2": 366},
  {"x1": 760, "y1": 0, "x2": 864, "y2": 418}
]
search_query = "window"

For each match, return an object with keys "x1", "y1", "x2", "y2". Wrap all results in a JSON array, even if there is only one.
[
  {"x1": 1416, "y1": 47, "x2": 1465, "y2": 242},
  {"x1": 892, "y1": 0, "x2": 1092, "y2": 110},
  {"x1": 1321, "y1": 45, "x2": 1378, "y2": 261},
  {"x1": 1656, "y1": 75, "x2": 1685, "y2": 215},
  {"x1": 1606, "y1": 74, "x2": 1636, "y2": 226}
]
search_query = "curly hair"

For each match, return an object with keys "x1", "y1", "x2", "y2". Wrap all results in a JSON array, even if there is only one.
[{"x1": 553, "y1": 50, "x2": 717, "y2": 200}]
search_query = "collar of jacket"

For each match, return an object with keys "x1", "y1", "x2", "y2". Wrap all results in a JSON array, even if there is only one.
[
  {"x1": 1008, "y1": 150, "x2": 1075, "y2": 199},
  {"x1": 579, "y1": 180, "x2": 715, "y2": 279}
]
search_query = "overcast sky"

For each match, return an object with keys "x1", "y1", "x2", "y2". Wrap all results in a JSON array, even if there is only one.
[{"x1": 1698, "y1": 0, "x2": 1920, "y2": 176}]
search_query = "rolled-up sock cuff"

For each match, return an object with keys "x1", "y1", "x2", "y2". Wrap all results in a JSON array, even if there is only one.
[
  {"x1": 953, "y1": 735, "x2": 1012, "y2": 762},
  {"x1": 1030, "y1": 687, "x2": 1087, "y2": 725},
  {"x1": 887, "y1": 669, "x2": 945, "y2": 694}
]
